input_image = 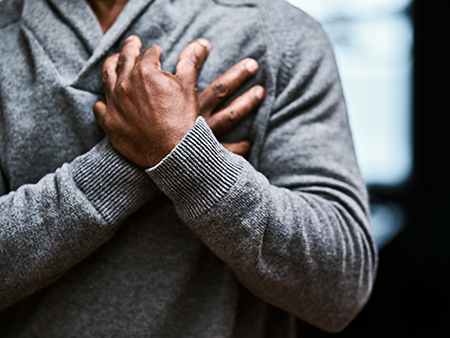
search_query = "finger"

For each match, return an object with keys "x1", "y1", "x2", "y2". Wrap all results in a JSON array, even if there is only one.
[
  {"x1": 174, "y1": 39, "x2": 211, "y2": 84},
  {"x1": 222, "y1": 141, "x2": 251, "y2": 157},
  {"x1": 198, "y1": 58, "x2": 259, "y2": 116},
  {"x1": 93, "y1": 100, "x2": 107, "y2": 130},
  {"x1": 102, "y1": 54, "x2": 119, "y2": 101},
  {"x1": 116, "y1": 35, "x2": 142, "y2": 83},
  {"x1": 208, "y1": 85, "x2": 264, "y2": 136},
  {"x1": 138, "y1": 44, "x2": 163, "y2": 70}
]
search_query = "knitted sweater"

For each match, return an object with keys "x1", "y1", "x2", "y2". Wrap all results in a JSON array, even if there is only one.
[{"x1": 0, "y1": 0, "x2": 377, "y2": 336}]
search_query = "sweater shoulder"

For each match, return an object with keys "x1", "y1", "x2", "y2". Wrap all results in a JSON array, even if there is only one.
[
  {"x1": 0, "y1": 0, "x2": 24, "y2": 28},
  {"x1": 213, "y1": 0, "x2": 331, "y2": 65},
  {"x1": 208, "y1": 0, "x2": 328, "y2": 56},
  {"x1": 215, "y1": 0, "x2": 324, "y2": 35},
  {"x1": 266, "y1": 0, "x2": 330, "y2": 51},
  {"x1": 253, "y1": 1, "x2": 335, "y2": 96}
]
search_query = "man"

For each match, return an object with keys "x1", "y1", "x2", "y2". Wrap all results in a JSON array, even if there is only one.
[{"x1": 0, "y1": 0, "x2": 377, "y2": 336}]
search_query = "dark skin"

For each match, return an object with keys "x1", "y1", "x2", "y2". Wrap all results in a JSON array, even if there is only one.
[
  {"x1": 87, "y1": 0, "x2": 129, "y2": 34},
  {"x1": 94, "y1": 37, "x2": 264, "y2": 166},
  {"x1": 90, "y1": 0, "x2": 264, "y2": 166}
]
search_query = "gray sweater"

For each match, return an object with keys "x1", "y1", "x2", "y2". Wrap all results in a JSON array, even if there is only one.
[{"x1": 0, "y1": 0, "x2": 377, "y2": 336}]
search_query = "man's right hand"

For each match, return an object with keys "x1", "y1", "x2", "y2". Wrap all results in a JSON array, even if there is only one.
[{"x1": 94, "y1": 36, "x2": 264, "y2": 163}]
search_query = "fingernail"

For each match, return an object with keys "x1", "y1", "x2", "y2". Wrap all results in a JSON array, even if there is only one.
[
  {"x1": 245, "y1": 59, "x2": 258, "y2": 73},
  {"x1": 196, "y1": 38, "x2": 211, "y2": 51},
  {"x1": 254, "y1": 86, "x2": 265, "y2": 100},
  {"x1": 125, "y1": 35, "x2": 136, "y2": 43}
]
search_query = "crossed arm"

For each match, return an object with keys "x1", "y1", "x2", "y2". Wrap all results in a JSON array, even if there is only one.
[
  {"x1": 0, "y1": 39, "x2": 262, "y2": 311},
  {"x1": 91, "y1": 36, "x2": 377, "y2": 332},
  {"x1": 0, "y1": 34, "x2": 376, "y2": 332}
]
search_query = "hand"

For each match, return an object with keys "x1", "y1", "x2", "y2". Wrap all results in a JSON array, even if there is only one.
[
  {"x1": 94, "y1": 36, "x2": 264, "y2": 167},
  {"x1": 197, "y1": 56, "x2": 264, "y2": 156}
]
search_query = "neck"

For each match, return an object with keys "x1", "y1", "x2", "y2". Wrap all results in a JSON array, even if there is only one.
[{"x1": 87, "y1": 0, "x2": 129, "y2": 34}]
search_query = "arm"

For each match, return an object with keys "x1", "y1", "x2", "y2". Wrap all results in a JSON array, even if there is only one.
[
  {"x1": 148, "y1": 118, "x2": 375, "y2": 332},
  {"x1": 0, "y1": 39, "x2": 261, "y2": 310},
  {"x1": 95, "y1": 35, "x2": 377, "y2": 332},
  {"x1": 0, "y1": 140, "x2": 158, "y2": 311}
]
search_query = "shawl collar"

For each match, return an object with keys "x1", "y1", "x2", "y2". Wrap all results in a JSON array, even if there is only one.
[{"x1": 22, "y1": 0, "x2": 155, "y2": 88}]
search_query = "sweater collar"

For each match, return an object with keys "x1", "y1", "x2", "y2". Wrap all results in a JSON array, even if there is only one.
[
  {"x1": 45, "y1": 0, "x2": 103, "y2": 53},
  {"x1": 46, "y1": 0, "x2": 155, "y2": 56},
  {"x1": 22, "y1": 0, "x2": 155, "y2": 78}
]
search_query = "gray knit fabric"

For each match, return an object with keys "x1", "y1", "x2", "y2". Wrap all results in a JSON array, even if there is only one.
[{"x1": 0, "y1": 0, "x2": 377, "y2": 336}]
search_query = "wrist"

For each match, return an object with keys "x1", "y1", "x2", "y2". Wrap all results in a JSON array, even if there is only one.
[{"x1": 144, "y1": 118, "x2": 196, "y2": 168}]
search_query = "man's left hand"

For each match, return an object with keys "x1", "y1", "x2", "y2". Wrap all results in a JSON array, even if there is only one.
[{"x1": 94, "y1": 36, "x2": 264, "y2": 168}]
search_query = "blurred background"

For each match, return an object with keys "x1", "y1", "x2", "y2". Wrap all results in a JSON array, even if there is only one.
[{"x1": 287, "y1": 0, "x2": 449, "y2": 336}]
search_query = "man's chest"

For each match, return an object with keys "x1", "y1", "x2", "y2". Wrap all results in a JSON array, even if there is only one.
[{"x1": 0, "y1": 0, "x2": 267, "y2": 190}]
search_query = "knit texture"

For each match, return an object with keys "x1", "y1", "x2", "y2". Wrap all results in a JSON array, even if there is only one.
[
  {"x1": 73, "y1": 138, "x2": 160, "y2": 224},
  {"x1": 0, "y1": 0, "x2": 377, "y2": 336},
  {"x1": 147, "y1": 117, "x2": 243, "y2": 219}
]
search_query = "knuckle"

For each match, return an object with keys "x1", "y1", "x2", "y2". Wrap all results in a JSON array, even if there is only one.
[
  {"x1": 116, "y1": 62, "x2": 124, "y2": 74},
  {"x1": 117, "y1": 80, "x2": 129, "y2": 95},
  {"x1": 212, "y1": 82, "x2": 228, "y2": 98},
  {"x1": 136, "y1": 64, "x2": 150, "y2": 77},
  {"x1": 103, "y1": 56, "x2": 118, "y2": 74},
  {"x1": 227, "y1": 109, "x2": 237, "y2": 124},
  {"x1": 117, "y1": 57, "x2": 126, "y2": 69},
  {"x1": 119, "y1": 52, "x2": 133, "y2": 63},
  {"x1": 118, "y1": 54, "x2": 126, "y2": 64},
  {"x1": 101, "y1": 69, "x2": 113, "y2": 84}
]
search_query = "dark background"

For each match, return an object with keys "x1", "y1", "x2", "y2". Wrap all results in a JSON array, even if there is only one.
[{"x1": 297, "y1": 1, "x2": 450, "y2": 337}]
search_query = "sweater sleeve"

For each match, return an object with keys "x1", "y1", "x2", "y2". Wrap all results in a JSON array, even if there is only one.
[
  {"x1": 145, "y1": 22, "x2": 378, "y2": 333},
  {"x1": 0, "y1": 138, "x2": 159, "y2": 311}
]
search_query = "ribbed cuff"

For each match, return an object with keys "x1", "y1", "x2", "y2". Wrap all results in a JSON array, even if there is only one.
[
  {"x1": 146, "y1": 117, "x2": 243, "y2": 220},
  {"x1": 72, "y1": 138, "x2": 159, "y2": 224}
]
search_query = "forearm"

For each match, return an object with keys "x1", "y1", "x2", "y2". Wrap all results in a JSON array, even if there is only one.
[
  {"x1": 146, "y1": 118, "x2": 377, "y2": 332},
  {"x1": 0, "y1": 139, "x2": 158, "y2": 310}
]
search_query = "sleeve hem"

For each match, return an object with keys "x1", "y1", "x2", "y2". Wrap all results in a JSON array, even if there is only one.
[
  {"x1": 71, "y1": 138, "x2": 159, "y2": 224},
  {"x1": 146, "y1": 117, "x2": 243, "y2": 220}
]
